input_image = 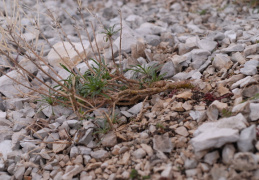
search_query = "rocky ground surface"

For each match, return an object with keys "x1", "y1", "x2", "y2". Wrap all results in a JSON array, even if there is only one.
[{"x1": 0, "y1": 0, "x2": 259, "y2": 179}]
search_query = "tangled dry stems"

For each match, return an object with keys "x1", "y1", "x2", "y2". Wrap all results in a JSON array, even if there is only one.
[{"x1": 0, "y1": 0, "x2": 193, "y2": 134}]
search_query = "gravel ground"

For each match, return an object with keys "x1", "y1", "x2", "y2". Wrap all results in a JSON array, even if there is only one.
[{"x1": 0, "y1": 0, "x2": 259, "y2": 179}]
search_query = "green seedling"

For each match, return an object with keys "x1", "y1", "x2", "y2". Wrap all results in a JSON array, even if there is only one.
[
  {"x1": 221, "y1": 108, "x2": 232, "y2": 117},
  {"x1": 199, "y1": 9, "x2": 207, "y2": 15},
  {"x1": 130, "y1": 169, "x2": 150, "y2": 180},
  {"x1": 101, "y1": 24, "x2": 121, "y2": 42},
  {"x1": 129, "y1": 64, "x2": 166, "y2": 85}
]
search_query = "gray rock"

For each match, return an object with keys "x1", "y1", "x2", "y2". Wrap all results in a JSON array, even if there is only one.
[
  {"x1": 90, "y1": 149, "x2": 109, "y2": 160},
  {"x1": 171, "y1": 24, "x2": 185, "y2": 33},
  {"x1": 104, "y1": 45, "x2": 118, "y2": 60},
  {"x1": 153, "y1": 133, "x2": 173, "y2": 153},
  {"x1": 194, "y1": 113, "x2": 247, "y2": 136},
  {"x1": 70, "y1": 146, "x2": 79, "y2": 158},
  {"x1": 7, "y1": 163, "x2": 15, "y2": 175},
  {"x1": 67, "y1": 120, "x2": 80, "y2": 128},
  {"x1": 161, "y1": 32, "x2": 174, "y2": 46},
  {"x1": 159, "y1": 61, "x2": 176, "y2": 78},
  {"x1": 221, "y1": 44, "x2": 245, "y2": 53},
  {"x1": 20, "y1": 141, "x2": 37, "y2": 152},
  {"x1": 187, "y1": 23, "x2": 204, "y2": 34},
  {"x1": 185, "y1": 169, "x2": 198, "y2": 177},
  {"x1": 132, "y1": 148, "x2": 146, "y2": 159},
  {"x1": 210, "y1": 164, "x2": 228, "y2": 180},
  {"x1": 184, "y1": 158, "x2": 198, "y2": 169},
  {"x1": 13, "y1": 117, "x2": 34, "y2": 132},
  {"x1": 136, "y1": 22, "x2": 166, "y2": 35},
  {"x1": 171, "y1": 55, "x2": 189, "y2": 73},
  {"x1": 244, "y1": 44, "x2": 258, "y2": 57},
  {"x1": 233, "y1": 152, "x2": 258, "y2": 171},
  {"x1": 14, "y1": 165, "x2": 25, "y2": 180},
  {"x1": 191, "y1": 128, "x2": 239, "y2": 152},
  {"x1": 191, "y1": 49, "x2": 211, "y2": 69},
  {"x1": 250, "y1": 103, "x2": 259, "y2": 121},
  {"x1": 33, "y1": 128, "x2": 52, "y2": 139},
  {"x1": 175, "y1": 126, "x2": 189, "y2": 137},
  {"x1": 0, "y1": 172, "x2": 11, "y2": 180},
  {"x1": 161, "y1": 165, "x2": 173, "y2": 179},
  {"x1": 231, "y1": 76, "x2": 256, "y2": 89},
  {"x1": 242, "y1": 84, "x2": 259, "y2": 98},
  {"x1": 212, "y1": 54, "x2": 233, "y2": 70},
  {"x1": 41, "y1": 104, "x2": 73, "y2": 118},
  {"x1": 237, "y1": 125, "x2": 256, "y2": 152},
  {"x1": 62, "y1": 164, "x2": 84, "y2": 180},
  {"x1": 189, "y1": 110, "x2": 207, "y2": 122},
  {"x1": 78, "y1": 146, "x2": 91, "y2": 155},
  {"x1": 12, "y1": 129, "x2": 27, "y2": 150},
  {"x1": 145, "y1": 35, "x2": 160, "y2": 46},
  {"x1": 231, "y1": 52, "x2": 246, "y2": 64},
  {"x1": 240, "y1": 59, "x2": 259, "y2": 75},
  {"x1": 197, "y1": 39, "x2": 217, "y2": 52},
  {"x1": 18, "y1": 58, "x2": 38, "y2": 74},
  {"x1": 0, "y1": 140, "x2": 12, "y2": 160},
  {"x1": 224, "y1": 30, "x2": 236, "y2": 42},
  {"x1": 3, "y1": 98, "x2": 29, "y2": 110},
  {"x1": 114, "y1": 22, "x2": 138, "y2": 53},
  {"x1": 101, "y1": 132, "x2": 117, "y2": 147},
  {"x1": 204, "y1": 151, "x2": 219, "y2": 165},
  {"x1": 74, "y1": 128, "x2": 93, "y2": 146},
  {"x1": 127, "y1": 102, "x2": 143, "y2": 115},
  {"x1": 0, "y1": 96, "x2": 5, "y2": 111},
  {"x1": 222, "y1": 144, "x2": 235, "y2": 165}
]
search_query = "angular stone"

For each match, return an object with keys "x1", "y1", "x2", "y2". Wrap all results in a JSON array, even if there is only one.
[
  {"x1": 14, "y1": 165, "x2": 25, "y2": 180},
  {"x1": 0, "y1": 140, "x2": 12, "y2": 160},
  {"x1": 250, "y1": 103, "x2": 259, "y2": 121},
  {"x1": 161, "y1": 165, "x2": 174, "y2": 179},
  {"x1": 0, "y1": 70, "x2": 31, "y2": 98},
  {"x1": 191, "y1": 49, "x2": 211, "y2": 69},
  {"x1": 47, "y1": 41, "x2": 90, "y2": 71},
  {"x1": 62, "y1": 164, "x2": 84, "y2": 180},
  {"x1": 191, "y1": 128, "x2": 239, "y2": 152},
  {"x1": 145, "y1": 34, "x2": 161, "y2": 46},
  {"x1": 53, "y1": 141, "x2": 68, "y2": 153},
  {"x1": 12, "y1": 129, "x2": 27, "y2": 150},
  {"x1": 114, "y1": 22, "x2": 138, "y2": 53},
  {"x1": 136, "y1": 22, "x2": 166, "y2": 35},
  {"x1": 153, "y1": 133, "x2": 173, "y2": 153},
  {"x1": 212, "y1": 54, "x2": 233, "y2": 70},
  {"x1": 222, "y1": 144, "x2": 235, "y2": 165},
  {"x1": 128, "y1": 102, "x2": 143, "y2": 115},
  {"x1": 184, "y1": 158, "x2": 198, "y2": 169},
  {"x1": 91, "y1": 150, "x2": 109, "y2": 160},
  {"x1": 197, "y1": 39, "x2": 217, "y2": 52},
  {"x1": 224, "y1": 30, "x2": 236, "y2": 42},
  {"x1": 132, "y1": 148, "x2": 146, "y2": 159},
  {"x1": 189, "y1": 110, "x2": 207, "y2": 122},
  {"x1": 140, "y1": 144, "x2": 153, "y2": 156},
  {"x1": 101, "y1": 132, "x2": 117, "y2": 147},
  {"x1": 74, "y1": 128, "x2": 93, "y2": 146},
  {"x1": 204, "y1": 151, "x2": 219, "y2": 165},
  {"x1": 221, "y1": 44, "x2": 245, "y2": 53},
  {"x1": 231, "y1": 52, "x2": 246, "y2": 64},
  {"x1": 237, "y1": 125, "x2": 256, "y2": 152},
  {"x1": 159, "y1": 61, "x2": 176, "y2": 78},
  {"x1": 33, "y1": 128, "x2": 52, "y2": 139},
  {"x1": 240, "y1": 59, "x2": 259, "y2": 75},
  {"x1": 195, "y1": 113, "x2": 247, "y2": 136},
  {"x1": 244, "y1": 44, "x2": 258, "y2": 57},
  {"x1": 175, "y1": 127, "x2": 189, "y2": 137},
  {"x1": 233, "y1": 152, "x2": 258, "y2": 171}
]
